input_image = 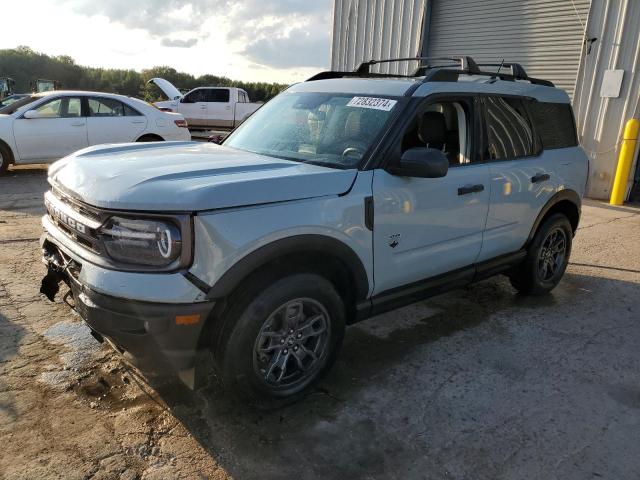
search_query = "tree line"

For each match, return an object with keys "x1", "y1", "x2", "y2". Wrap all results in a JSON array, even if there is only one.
[{"x1": 0, "y1": 46, "x2": 288, "y2": 102}]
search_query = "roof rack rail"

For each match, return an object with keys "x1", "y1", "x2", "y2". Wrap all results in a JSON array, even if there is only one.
[
  {"x1": 305, "y1": 55, "x2": 554, "y2": 87},
  {"x1": 355, "y1": 56, "x2": 480, "y2": 75}
]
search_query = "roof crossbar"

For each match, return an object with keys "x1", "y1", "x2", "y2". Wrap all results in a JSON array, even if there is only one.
[{"x1": 355, "y1": 56, "x2": 480, "y2": 75}]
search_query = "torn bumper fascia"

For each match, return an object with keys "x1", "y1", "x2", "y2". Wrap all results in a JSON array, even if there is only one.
[{"x1": 40, "y1": 233, "x2": 215, "y2": 387}]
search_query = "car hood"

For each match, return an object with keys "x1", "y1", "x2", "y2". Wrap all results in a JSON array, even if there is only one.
[
  {"x1": 148, "y1": 78, "x2": 183, "y2": 100},
  {"x1": 48, "y1": 142, "x2": 358, "y2": 212}
]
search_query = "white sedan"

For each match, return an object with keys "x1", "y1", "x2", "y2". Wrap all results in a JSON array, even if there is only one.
[{"x1": 0, "y1": 91, "x2": 191, "y2": 175}]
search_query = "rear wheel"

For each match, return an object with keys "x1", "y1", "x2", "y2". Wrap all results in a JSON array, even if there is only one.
[
  {"x1": 509, "y1": 213, "x2": 573, "y2": 295},
  {"x1": 212, "y1": 273, "x2": 345, "y2": 406}
]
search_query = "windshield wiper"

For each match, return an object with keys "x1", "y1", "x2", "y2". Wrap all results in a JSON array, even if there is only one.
[{"x1": 258, "y1": 151, "x2": 347, "y2": 170}]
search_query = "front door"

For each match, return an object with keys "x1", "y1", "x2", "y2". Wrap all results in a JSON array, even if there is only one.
[
  {"x1": 372, "y1": 98, "x2": 490, "y2": 295},
  {"x1": 178, "y1": 89, "x2": 208, "y2": 127},
  {"x1": 13, "y1": 96, "x2": 88, "y2": 162}
]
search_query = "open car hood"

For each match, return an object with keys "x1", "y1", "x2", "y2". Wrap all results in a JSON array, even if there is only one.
[
  {"x1": 48, "y1": 142, "x2": 358, "y2": 212},
  {"x1": 148, "y1": 78, "x2": 183, "y2": 100}
]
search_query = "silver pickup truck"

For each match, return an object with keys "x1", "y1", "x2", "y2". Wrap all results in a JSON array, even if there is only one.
[{"x1": 41, "y1": 57, "x2": 588, "y2": 406}]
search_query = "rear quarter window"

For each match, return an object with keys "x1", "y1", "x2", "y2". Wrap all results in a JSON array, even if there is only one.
[{"x1": 528, "y1": 102, "x2": 578, "y2": 149}]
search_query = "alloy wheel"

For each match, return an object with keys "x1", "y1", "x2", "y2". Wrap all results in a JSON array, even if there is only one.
[
  {"x1": 537, "y1": 227, "x2": 567, "y2": 281},
  {"x1": 253, "y1": 298, "x2": 330, "y2": 388}
]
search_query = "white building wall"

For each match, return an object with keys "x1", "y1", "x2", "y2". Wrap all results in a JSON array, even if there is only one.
[
  {"x1": 573, "y1": 0, "x2": 640, "y2": 199},
  {"x1": 331, "y1": 0, "x2": 427, "y2": 75}
]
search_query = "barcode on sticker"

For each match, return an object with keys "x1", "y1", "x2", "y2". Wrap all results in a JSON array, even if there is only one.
[{"x1": 346, "y1": 97, "x2": 397, "y2": 111}]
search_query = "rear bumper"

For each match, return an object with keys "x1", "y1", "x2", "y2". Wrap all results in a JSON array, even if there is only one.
[{"x1": 41, "y1": 237, "x2": 215, "y2": 375}]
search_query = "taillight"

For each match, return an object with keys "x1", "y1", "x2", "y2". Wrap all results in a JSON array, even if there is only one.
[{"x1": 174, "y1": 119, "x2": 188, "y2": 128}]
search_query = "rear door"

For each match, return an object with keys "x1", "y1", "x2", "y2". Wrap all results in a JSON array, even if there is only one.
[
  {"x1": 372, "y1": 96, "x2": 491, "y2": 294},
  {"x1": 13, "y1": 96, "x2": 88, "y2": 162},
  {"x1": 86, "y1": 96, "x2": 147, "y2": 145},
  {"x1": 477, "y1": 96, "x2": 559, "y2": 262},
  {"x1": 204, "y1": 88, "x2": 233, "y2": 127}
]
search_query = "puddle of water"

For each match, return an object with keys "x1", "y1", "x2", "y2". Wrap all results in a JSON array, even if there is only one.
[{"x1": 39, "y1": 320, "x2": 99, "y2": 389}]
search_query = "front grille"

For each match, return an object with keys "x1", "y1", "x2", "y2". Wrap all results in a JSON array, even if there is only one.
[{"x1": 45, "y1": 189, "x2": 105, "y2": 255}]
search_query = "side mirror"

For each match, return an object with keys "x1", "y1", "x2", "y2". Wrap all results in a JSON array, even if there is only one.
[
  {"x1": 180, "y1": 97, "x2": 191, "y2": 104},
  {"x1": 389, "y1": 148, "x2": 449, "y2": 178},
  {"x1": 23, "y1": 110, "x2": 42, "y2": 119}
]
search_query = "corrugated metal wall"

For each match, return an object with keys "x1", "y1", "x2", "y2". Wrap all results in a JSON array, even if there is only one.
[
  {"x1": 573, "y1": 0, "x2": 640, "y2": 200},
  {"x1": 331, "y1": 0, "x2": 427, "y2": 75},
  {"x1": 425, "y1": 0, "x2": 590, "y2": 99}
]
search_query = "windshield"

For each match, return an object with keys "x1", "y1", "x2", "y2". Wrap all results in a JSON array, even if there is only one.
[
  {"x1": 224, "y1": 92, "x2": 399, "y2": 168},
  {"x1": 0, "y1": 95, "x2": 38, "y2": 114}
]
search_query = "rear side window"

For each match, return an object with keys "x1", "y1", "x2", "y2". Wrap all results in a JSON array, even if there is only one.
[
  {"x1": 528, "y1": 102, "x2": 578, "y2": 149},
  {"x1": 204, "y1": 89, "x2": 230, "y2": 102},
  {"x1": 484, "y1": 96, "x2": 536, "y2": 160},
  {"x1": 88, "y1": 97, "x2": 124, "y2": 117}
]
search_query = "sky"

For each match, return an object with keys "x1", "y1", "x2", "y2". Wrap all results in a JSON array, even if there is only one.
[{"x1": 0, "y1": 0, "x2": 334, "y2": 83}]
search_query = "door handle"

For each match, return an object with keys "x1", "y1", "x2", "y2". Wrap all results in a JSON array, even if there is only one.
[
  {"x1": 130, "y1": 120, "x2": 145, "y2": 124},
  {"x1": 225, "y1": 106, "x2": 231, "y2": 110},
  {"x1": 200, "y1": 105, "x2": 207, "y2": 109},
  {"x1": 70, "y1": 121, "x2": 85, "y2": 127},
  {"x1": 458, "y1": 184, "x2": 485, "y2": 196},
  {"x1": 531, "y1": 173, "x2": 550, "y2": 183}
]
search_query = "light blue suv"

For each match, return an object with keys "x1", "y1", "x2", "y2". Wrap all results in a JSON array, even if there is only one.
[{"x1": 40, "y1": 57, "x2": 588, "y2": 404}]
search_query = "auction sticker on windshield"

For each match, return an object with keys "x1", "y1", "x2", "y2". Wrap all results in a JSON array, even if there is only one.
[{"x1": 346, "y1": 97, "x2": 397, "y2": 111}]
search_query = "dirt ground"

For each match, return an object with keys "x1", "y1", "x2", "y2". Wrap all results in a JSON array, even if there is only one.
[{"x1": 1, "y1": 165, "x2": 639, "y2": 480}]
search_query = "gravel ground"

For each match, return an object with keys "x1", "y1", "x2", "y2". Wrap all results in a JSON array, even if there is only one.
[{"x1": 1, "y1": 165, "x2": 639, "y2": 480}]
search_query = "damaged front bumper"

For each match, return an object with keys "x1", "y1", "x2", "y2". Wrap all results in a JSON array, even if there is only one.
[{"x1": 40, "y1": 237, "x2": 215, "y2": 386}]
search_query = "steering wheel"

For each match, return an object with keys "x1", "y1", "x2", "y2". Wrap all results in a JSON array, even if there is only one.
[{"x1": 342, "y1": 146, "x2": 365, "y2": 159}]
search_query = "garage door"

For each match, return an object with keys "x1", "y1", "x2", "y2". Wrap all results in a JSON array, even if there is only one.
[{"x1": 425, "y1": 0, "x2": 591, "y2": 98}]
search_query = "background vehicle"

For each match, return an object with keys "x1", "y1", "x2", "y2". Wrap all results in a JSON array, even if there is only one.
[
  {"x1": 31, "y1": 79, "x2": 60, "y2": 93},
  {"x1": 0, "y1": 77, "x2": 15, "y2": 100},
  {"x1": 0, "y1": 93, "x2": 29, "y2": 108},
  {"x1": 40, "y1": 57, "x2": 588, "y2": 405},
  {"x1": 150, "y1": 78, "x2": 261, "y2": 130},
  {"x1": 0, "y1": 90, "x2": 190, "y2": 175}
]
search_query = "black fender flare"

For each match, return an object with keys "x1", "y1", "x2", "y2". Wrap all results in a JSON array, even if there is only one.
[
  {"x1": 205, "y1": 234, "x2": 370, "y2": 302},
  {"x1": 525, "y1": 189, "x2": 581, "y2": 246}
]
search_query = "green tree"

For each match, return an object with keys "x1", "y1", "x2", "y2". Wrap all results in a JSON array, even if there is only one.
[{"x1": 0, "y1": 47, "x2": 288, "y2": 101}]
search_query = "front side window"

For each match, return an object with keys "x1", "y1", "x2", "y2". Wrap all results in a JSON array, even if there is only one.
[
  {"x1": 34, "y1": 97, "x2": 82, "y2": 118},
  {"x1": 183, "y1": 89, "x2": 204, "y2": 103},
  {"x1": 89, "y1": 97, "x2": 124, "y2": 117},
  {"x1": 484, "y1": 97, "x2": 535, "y2": 160},
  {"x1": 224, "y1": 92, "x2": 399, "y2": 168},
  {"x1": 401, "y1": 100, "x2": 471, "y2": 166}
]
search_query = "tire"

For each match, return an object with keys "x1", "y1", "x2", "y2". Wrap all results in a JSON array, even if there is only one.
[
  {"x1": 212, "y1": 273, "x2": 346, "y2": 407},
  {"x1": 0, "y1": 143, "x2": 11, "y2": 176},
  {"x1": 509, "y1": 213, "x2": 573, "y2": 295}
]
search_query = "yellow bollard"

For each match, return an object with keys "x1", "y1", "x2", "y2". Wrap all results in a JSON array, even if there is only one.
[{"x1": 610, "y1": 118, "x2": 640, "y2": 205}]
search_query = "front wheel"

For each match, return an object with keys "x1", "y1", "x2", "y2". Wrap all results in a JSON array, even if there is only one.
[
  {"x1": 213, "y1": 273, "x2": 345, "y2": 406},
  {"x1": 0, "y1": 143, "x2": 11, "y2": 176},
  {"x1": 509, "y1": 213, "x2": 573, "y2": 295}
]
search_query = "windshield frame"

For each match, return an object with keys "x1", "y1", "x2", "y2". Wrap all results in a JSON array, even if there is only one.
[{"x1": 223, "y1": 90, "x2": 409, "y2": 171}]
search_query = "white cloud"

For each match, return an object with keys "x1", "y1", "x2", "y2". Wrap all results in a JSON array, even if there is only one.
[{"x1": 0, "y1": 0, "x2": 332, "y2": 83}]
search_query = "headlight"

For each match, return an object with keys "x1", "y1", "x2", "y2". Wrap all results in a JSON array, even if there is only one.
[{"x1": 99, "y1": 216, "x2": 182, "y2": 267}]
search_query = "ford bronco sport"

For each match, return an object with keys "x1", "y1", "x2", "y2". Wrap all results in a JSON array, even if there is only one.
[{"x1": 41, "y1": 57, "x2": 588, "y2": 404}]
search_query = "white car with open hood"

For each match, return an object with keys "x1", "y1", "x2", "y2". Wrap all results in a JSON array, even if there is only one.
[
  {"x1": 0, "y1": 90, "x2": 191, "y2": 175},
  {"x1": 150, "y1": 78, "x2": 261, "y2": 130}
]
